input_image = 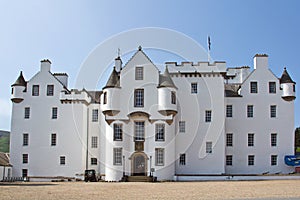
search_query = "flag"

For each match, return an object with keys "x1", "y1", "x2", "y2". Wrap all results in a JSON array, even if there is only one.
[{"x1": 208, "y1": 36, "x2": 211, "y2": 51}]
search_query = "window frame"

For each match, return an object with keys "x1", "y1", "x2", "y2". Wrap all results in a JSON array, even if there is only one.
[
  {"x1": 179, "y1": 153, "x2": 186, "y2": 165},
  {"x1": 103, "y1": 92, "x2": 107, "y2": 104},
  {"x1": 22, "y1": 154, "x2": 28, "y2": 164},
  {"x1": 205, "y1": 110, "x2": 212, "y2": 122},
  {"x1": 155, "y1": 148, "x2": 164, "y2": 166},
  {"x1": 226, "y1": 105, "x2": 233, "y2": 118},
  {"x1": 134, "y1": 89, "x2": 144, "y2": 107},
  {"x1": 270, "y1": 105, "x2": 277, "y2": 118},
  {"x1": 113, "y1": 124, "x2": 123, "y2": 141},
  {"x1": 32, "y1": 85, "x2": 39, "y2": 96},
  {"x1": 248, "y1": 155, "x2": 255, "y2": 166},
  {"x1": 91, "y1": 136, "x2": 98, "y2": 148},
  {"x1": 269, "y1": 82, "x2": 276, "y2": 94},
  {"x1": 191, "y1": 83, "x2": 198, "y2": 94},
  {"x1": 60, "y1": 156, "x2": 66, "y2": 165},
  {"x1": 51, "y1": 133, "x2": 57, "y2": 146},
  {"x1": 226, "y1": 133, "x2": 233, "y2": 147},
  {"x1": 247, "y1": 105, "x2": 254, "y2": 118},
  {"x1": 113, "y1": 148, "x2": 122, "y2": 165},
  {"x1": 248, "y1": 133, "x2": 254, "y2": 147},
  {"x1": 22, "y1": 169, "x2": 28, "y2": 178},
  {"x1": 271, "y1": 133, "x2": 277, "y2": 147},
  {"x1": 92, "y1": 109, "x2": 99, "y2": 122},
  {"x1": 171, "y1": 91, "x2": 176, "y2": 105},
  {"x1": 91, "y1": 158, "x2": 98, "y2": 165},
  {"x1": 24, "y1": 107, "x2": 30, "y2": 119},
  {"x1": 250, "y1": 81, "x2": 258, "y2": 93},
  {"x1": 271, "y1": 155, "x2": 278, "y2": 166},
  {"x1": 23, "y1": 133, "x2": 29, "y2": 146},
  {"x1": 47, "y1": 85, "x2": 54, "y2": 96},
  {"x1": 179, "y1": 121, "x2": 185, "y2": 133},
  {"x1": 135, "y1": 66, "x2": 144, "y2": 80},
  {"x1": 155, "y1": 123, "x2": 165, "y2": 142},
  {"x1": 134, "y1": 121, "x2": 145, "y2": 141},
  {"x1": 52, "y1": 107, "x2": 58, "y2": 119},
  {"x1": 226, "y1": 155, "x2": 233, "y2": 166},
  {"x1": 206, "y1": 141, "x2": 213, "y2": 154}
]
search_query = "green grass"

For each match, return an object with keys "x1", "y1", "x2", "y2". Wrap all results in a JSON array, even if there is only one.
[{"x1": 0, "y1": 135, "x2": 10, "y2": 153}]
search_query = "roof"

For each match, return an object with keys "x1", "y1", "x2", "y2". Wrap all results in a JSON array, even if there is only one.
[
  {"x1": 0, "y1": 152, "x2": 11, "y2": 167},
  {"x1": 86, "y1": 91, "x2": 102, "y2": 104},
  {"x1": 12, "y1": 71, "x2": 26, "y2": 87},
  {"x1": 280, "y1": 67, "x2": 295, "y2": 84},
  {"x1": 225, "y1": 84, "x2": 242, "y2": 97},
  {"x1": 103, "y1": 67, "x2": 120, "y2": 89},
  {"x1": 158, "y1": 67, "x2": 177, "y2": 89}
]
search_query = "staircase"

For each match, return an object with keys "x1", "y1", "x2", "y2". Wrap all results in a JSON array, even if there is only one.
[{"x1": 127, "y1": 176, "x2": 154, "y2": 182}]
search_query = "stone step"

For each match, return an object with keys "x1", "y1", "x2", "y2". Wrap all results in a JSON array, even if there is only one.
[{"x1": 127, "y1": 176, "x2": 153, "y2": 182}]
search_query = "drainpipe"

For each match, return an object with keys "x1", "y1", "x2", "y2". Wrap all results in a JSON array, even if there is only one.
[{"x1": 86, "y1": 108, "x2": 89, "y2": 170}]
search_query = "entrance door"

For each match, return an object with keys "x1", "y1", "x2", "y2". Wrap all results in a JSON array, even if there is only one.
[{"x1": 133, "y1": 154, "x2": 146, "y2": 176}]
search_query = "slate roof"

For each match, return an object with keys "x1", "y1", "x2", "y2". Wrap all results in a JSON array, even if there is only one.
[
  {"x1": 0, "y1": 152, "x2": 11, "y2": 167},
  {"x1": 225, "y1": 84, "x2": 242, "y2": 97},
  {"x1": 158, "y1": 67, "x2": 177, "y2": 89},
  {"x1": 280, "y1": 67, "x2": 295, "y2": 84},
  {"x1": 103, "y1": 67, "x2": 120, "y2": 89},
  {"x1": 12, "y1": 71, "x2": 26, "y2": 87}
]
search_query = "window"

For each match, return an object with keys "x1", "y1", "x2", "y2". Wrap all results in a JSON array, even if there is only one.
[
  {"x1": 271, "y1": 155, "x2": 277, "y2": 166},
  {"x1": 206, "y1": 141, "x2": 213, "y2": 153},
  {"x1": 24, "y1": 107, "x2": 30, "y2": 119},
  {"x1": 47, "y1": 85, "x2": 54, "y2": 96},
  {"x1": 179, "y1": 121, "x2": 185, "y2": 133},
  {"x1": 191, "y1": 83, "x2": 197, "y2": 94},
  {"x1": 270, "y1": 105, "x2": 277, "y2": 118},
  {"x1": 22, "y1": 154, "x2": 28, "y2": 164},
  {"x1": 226, "y1": 105, "x2": 233, "y2": 118},
  {"x1": 23, "y1": 133, "x2": 29, "y2": 146},
  {"x1": 113, "y1": 148, "x2": 122, "y2": 165},
  {"x1": 22, "y1": 169, "x2": 28, "y2": 178},
  {"x1": 247, "y1": 105, "x2": 254, "y2": 118},
  {"x1": 155, "y1": 148, "x2": 164, "y2": 166},
  {"x1": 114, "y1": 124, "x2": 123, "y2": 141},
  {"x1": 248, "y1": 133, "x2": 254, "y2": 147},
  {"x1": 32, "y1": 85, "x2": 39, "y2": 96},
  {"x1": 226, "y1": 133, "x2": 233, "y2": 147},
  {"x1": 171, "y1": 91, "x2": 176, "y2": 104},
  {"x1": 250, "y1": 82, "x2": 257, "y2": 93},
  {"x1": 135, "y1": 67, "x2": 144, "y2": 80},
  {"x1": 134, "y1": 89, "x2": 144, "y2": 107},
  {"x1": 92, "y1": 109, "x2": 98, "y2": 122},
  {"x1": 271, "y1": 133, "x2": 277, "y2": 147},
  {"x1": 52, "y1": 107, "x2": 58, "y2": 119},
  {"x1": 91, "y1": 158, "x2": 97, "y2": 165},
  {"x1": 134, "y1": 121, "x2": 145, "y2": 141},
  {"x1": 103, "y1": 92, "x2": 107, "y2": 104},
  {"x1": 91, "y1": 136, "x2": 98, "y2": 148},
  {"x1": 248, "y1": 155, "x2": 255, "y2": 166},
  {"x1": 179, "y1": 154, "x2": 186, "y2": 165},
  {"x1": 269, "y1": 82, "x2": 276, "y2": 93},
  {"x1": 60, "y1": 156, "x2": 66, "y2": 165},
  {"x1": 205, "y1": 110, "x2": 212, "y2": 122},
  {"x1": 155, "y1": 123, "x2": 165, "y2": 141},
  {"x1": 226, "y1": 155, "x2": 233, "y2": 166},
  {"x1": 51, "y1": 133, "x2": 57, "y2": 146},
  {"x1": 293, "y1": 85, "x2": 296, "y2": 92}
]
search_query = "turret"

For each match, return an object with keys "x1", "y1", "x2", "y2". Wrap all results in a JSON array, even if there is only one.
[
  {"x1": 157, "y1": 67, "x2": 177, "y2": 116},
  {"x1": 280, "y1": 67, "x2": 296, "y2": 101},
  {"x1": 101, "y1": 67, "x2": 121, "y2": 116},
  {"x1": 11, "y1": 71, "x2": 27, "y2": 103}
]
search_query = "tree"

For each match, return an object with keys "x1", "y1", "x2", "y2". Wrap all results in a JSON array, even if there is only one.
[{"x1": 295, "y1": 127, "x2": 300, "y2": 155}]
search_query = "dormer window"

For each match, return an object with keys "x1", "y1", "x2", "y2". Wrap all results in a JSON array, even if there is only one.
[{"x1": 135, "y1": 67, "x2": 143, "y2": 80}]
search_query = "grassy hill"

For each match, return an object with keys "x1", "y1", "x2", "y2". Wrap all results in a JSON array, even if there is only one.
[{"x1": 0, "y1": 130, "x2": 10, "y2": 153}]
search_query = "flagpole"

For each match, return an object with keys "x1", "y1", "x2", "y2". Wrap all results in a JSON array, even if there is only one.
[{"x1": 208, "y1": 36, "x2": 211, "y2": 63}]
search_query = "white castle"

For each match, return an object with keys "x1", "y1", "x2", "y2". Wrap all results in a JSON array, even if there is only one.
[{"x1": 10, "y1": 47, "x2": 296, "y2": 181}]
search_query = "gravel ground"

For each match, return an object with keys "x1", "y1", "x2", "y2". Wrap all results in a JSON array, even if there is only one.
[{"x1": 1, "y1": 180, "x2": 300, "y2": 200}]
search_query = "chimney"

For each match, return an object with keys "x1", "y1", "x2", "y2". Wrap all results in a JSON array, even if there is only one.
[
  {"x1": 115, "y1": 57, "x2": 122, "y2": 72},
  {"x1": 40, "y1": 59, "x2": 52, "y2": 72},
  {"x1": 254, "y1": 54, "x2": 268, "y2": 70}
]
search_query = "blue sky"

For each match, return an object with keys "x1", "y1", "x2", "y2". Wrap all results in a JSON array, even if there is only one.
[{"x1": 0, "y1": 0, "x2": 300, "y2": 131}]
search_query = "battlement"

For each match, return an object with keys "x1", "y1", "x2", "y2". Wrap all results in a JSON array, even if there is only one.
[{"x1": 166, "y1": 61, "x2": 226, "y2": 73}]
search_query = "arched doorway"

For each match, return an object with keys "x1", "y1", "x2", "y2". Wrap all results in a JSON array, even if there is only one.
[{"x1": 131, "y1": 152, "x2": 148, "y2": 176}]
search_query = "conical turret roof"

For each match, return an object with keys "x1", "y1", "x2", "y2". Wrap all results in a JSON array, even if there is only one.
[
  {"x1": 103, "y1": 67, "x2": 120, "y2": 89},
  {"x1": 12, "y1": 71, "x2": 26, "y2": 87},
  {"x1": 158, "y1": 67, "x2": 177, "y2": 89},
  {"x1": 280, "y1": 67, "x2": 295, "y2": 84}
]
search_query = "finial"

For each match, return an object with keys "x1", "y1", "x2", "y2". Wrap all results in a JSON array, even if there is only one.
[
  {"x1": 117, "y1": 48, "x2": 121, "y2": 57},
  {"x1": 138, "y1": 46, "x2": 142, "y2": 51}
]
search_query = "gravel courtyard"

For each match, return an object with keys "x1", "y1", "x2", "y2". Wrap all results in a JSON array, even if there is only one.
[{"x1": 1, "y1": 180, "x2": 300, "y2": 200}]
